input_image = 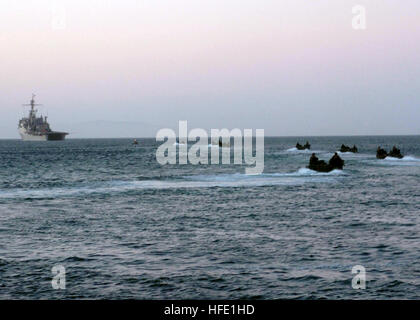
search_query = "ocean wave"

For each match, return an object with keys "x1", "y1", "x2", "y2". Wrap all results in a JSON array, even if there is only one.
[
  {"x1": 384, "y1": 156, "x2": 420, "y2": 161},
  {"x1": 0, "y1": 169, "x2": 345, "y2": 199},
  {"x1": 286, "y1": 147, "x2": 311, "y2": 152},
  {"x1": 186, "y1": 168, "x2": 345, "y2": 181},
  {"x1": 375, "y1": 155, "x2": 420, "y2": 166},
  {"x1": 336, "y1": 152, "x2": 375, "y2": 159},
  {"x1": 286, "y1": 147, "x2": 326, "y2": 154},
  {"x1": 267, "y1": 167, "x2": 346, "y2": 176}
]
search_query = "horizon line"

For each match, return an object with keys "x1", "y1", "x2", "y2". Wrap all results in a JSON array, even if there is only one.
[{"x1": 1, "y1": 133, "x2": 420, "y2": 141}]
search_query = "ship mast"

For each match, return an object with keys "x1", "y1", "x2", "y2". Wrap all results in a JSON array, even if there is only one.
[{"x1": 22, "y1": 94, "x2": 43, "y2": 125}]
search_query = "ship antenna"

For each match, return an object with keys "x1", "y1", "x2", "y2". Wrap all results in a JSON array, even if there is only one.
[
  {"x1": 22, "y1": 93, "x2": 42, "y2": 114},
  {"x1": 31, "y1": 94, "x2": 35, "y2": 111}
]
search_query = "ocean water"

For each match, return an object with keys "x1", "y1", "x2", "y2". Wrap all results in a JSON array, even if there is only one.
[{"x1": 0, "y1": 136, "x2": 419, "y2": 299}]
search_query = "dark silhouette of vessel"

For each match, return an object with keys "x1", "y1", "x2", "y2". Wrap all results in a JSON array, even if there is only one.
[
  {"x1": 18, "y1": 94, "x2": 68, "y2": 141},
  {"x1": 296, "y1": 141, "x2": 311, "y2": 150},
  {"x1": 308, "y1": 152, "x2": 344, "y2": 172},
  {"x1": 376, "y1": 146, "x2": 403, "y2": 159},
  {"x1": 340, "y1": 144, "x2": 358, "y2": 153}
]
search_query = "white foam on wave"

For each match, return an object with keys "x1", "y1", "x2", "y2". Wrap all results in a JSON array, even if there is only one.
[
  {"x1": 280, "y1": 167, "x2": 346, "y2": 176},
  {"x1": 0, "y1": 169, "x2": 346, "y2": 199},
  {"x1": 337, "y1": 152, "x2": 375, "y2": 159},
  {"x1": 286, "y1": 147, "x2": 314, "y2": 153},
  {"x1": 372, "y1": 155, "x2": 420, "y2": 166},
  {"x1": 384, "y1": 156, "x2": 420, "y2": 162},
  {"x1": 186, "y1": 168, "x2": 346, "y2": 182},
  {"x1": 0, "y1": 181, "x2": 178, "y2": 199}
]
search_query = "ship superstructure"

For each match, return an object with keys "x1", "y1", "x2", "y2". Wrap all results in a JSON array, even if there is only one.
[{"x1": 18, "y1": 94, "x2": 68, "y2": 141}]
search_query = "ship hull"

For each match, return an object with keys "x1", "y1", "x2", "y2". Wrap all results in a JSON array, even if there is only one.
[
  {"x1": 19, "y1": 128, "x2": 68, "y2": 141},
  {"x1": 46, "y1": 132, "x2": 68, "y2": 141}
]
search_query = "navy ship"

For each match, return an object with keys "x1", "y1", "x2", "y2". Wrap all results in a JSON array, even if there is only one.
[{"x1": 18, "y1": 94, "x2": 68, "y2": 141}]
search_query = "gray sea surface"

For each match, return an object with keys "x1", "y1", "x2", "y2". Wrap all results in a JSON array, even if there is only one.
[{"x1": 0, "y1": 136, "x2": 419, "y2": 299}]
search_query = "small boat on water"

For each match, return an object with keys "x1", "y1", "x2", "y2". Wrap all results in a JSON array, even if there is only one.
[
  {"x1": 133, "y1": 139, "x2": 139, "y2": 145},
  {"x1": 307, "y1": 152, "x2": 344, "y2": 172},
  {"x1": 340, "y1": 144, "x2": 358, "y2": 153},
  {"x1": 296, "y1": 141, "x2": 311, "y2": 150},
  {"x1": 376, "y1": 146, "x2": 403, "y2": 159}
]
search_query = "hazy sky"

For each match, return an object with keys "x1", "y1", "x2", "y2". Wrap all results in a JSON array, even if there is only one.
[{"x1": 1, "y1": 0, "x2": 419, "y2": 138}]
